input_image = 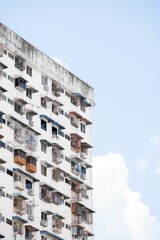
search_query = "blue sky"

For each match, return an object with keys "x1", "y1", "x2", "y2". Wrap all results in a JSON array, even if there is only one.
[{"x1": 1, "y1": 1, "x2": 160, "y2": 239}]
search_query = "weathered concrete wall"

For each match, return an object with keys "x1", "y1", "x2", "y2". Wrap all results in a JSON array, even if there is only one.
[{"x1": 0, "y1": 23, "x2": 94, "y2": 102}]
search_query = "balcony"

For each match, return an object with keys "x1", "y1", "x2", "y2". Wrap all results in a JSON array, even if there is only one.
[
  {"x1": 40, "y1": 183, "x2": 55, "y2": 203},
  {"x1": 15, "y1": 56, "x2": 26, "y2": 71},
  {"x1": 13, "y1": 193, "x2": 27, "y2": 216},
  {"x1": 52, "y1": 214, "x2": 64, "y2": 234},
  {"x1": 14, "y1": 98, "x2": 27, "y2": 115},
  {"x1": 72, "y1": 224, "x2": 85, "y2": 239},
  {"x1": 25, "y1": 225, "x2": 39, "y2": 240},
  {"x1": 52, "y1": 168, "x2": 64, "y2": 182},
  {"x1": 14, "y1": 172, "x2": 25, "y2": 191},
  {"x1": 52, "y1": 82, "x2": 61, "y2": 97},
  {"x1": 15, "y1": 76, "x2": 27, "y2": 91},
  {"x1": 52, "y1": 151, "x2": 63, "y2": 164},
  {"x1": 70, "y1": 111, "x2": 82, "y2": 128},
  {"x1": 14, "y1": 149, "x2": 26, "y2": 166},
  {"x1": 71, "y1": 133, "x2": 83, "y2": 153},
  {"x1": 26, "y1": 156, "x2": 37, "y2": 173},
  {"x1": 13, "y1": 216, "x2": 28, "y2": 235}
]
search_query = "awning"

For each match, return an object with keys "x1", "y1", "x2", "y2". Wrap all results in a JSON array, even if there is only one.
[
  {"x1": 14, "y1": 98, "x2": 28, "y2": 105},
  {"x1": 40, "y1": 139, "x2": 53, "y2": 147},
  {"x1": 26, "y1": 85, "x2": 38, "y2": 93},
  {"x1": 13, "y1": 168, "x2": 39, "y2": 182},
  {"x1": 41, "y1": 209, "x2": 54, "y2": 215},
  {"x1": 13, "y1": 193, "x2": 28, "y2": 200},
  {"x1": 82, "y1": 183, "x2": 93, "y2": 191},
  {"x1": 70, "y1": 111, "x2": 82, "y2": 119},
  {"x1": 40, "y1": 182, "x2": 55, "y2": 191},
  {"x1": 40, "y1": 114, "x2": 54, "y2": 123},
  {"x1": 82, "y1": 98, "x2": 95, "y2": 107},
  {"x1": 83, "y1": 161, "x2": 92, "y2": 169},
  {"x1": 40, "y1": 230, "x2": 64, "y2": 240},
  {"x1": 40, "y1": 160, "x2": 53, "y2": 168},
  {"x1": 52, "y1": 121, "x2": 65, "y2": 130},
  {"x1": 80, "y1": 117, "x2": 92, "y2": 125},
  {"x1": 72, "y1": 92, "x2": 85, "y2": 99},
  {"x1": 0, "y1": 62, "x2": 7, "y2": 69},
  {"x1": 71, "y1": 133, "x2": 83, "y2": 140},
  {"x1": 12, "y1": 215, "x2": 28, "y2": 223},
  {"x1": 71, "y1": 223, "x2": 85, "y2": 229},
  {"x1": 52, "y1": 143, "x2": 64, "y2": 151},
  {"x1": 0, "y1": 158, "x2": 6, "y2": 164},
  {"x1": 81, "y1": 142, "x2": 93, "y2": 149},
  {"x1": 53, "y1": 213, "x2": 65, "y2": 219},
  {"x1": 52, "y1": 99, "x2": 63, "y2": 106},
  {"x1": 25, "y1": 225, "x2": 39, "y2": 232},
  {"x1": 15, "y1": 76, "x2": 28, "y2": 82},
  {"x1": 40, "y1": 115, "x2": 65, "y2": 130},
  {"x1": 71, "y1": 155, "x2": 83, "y2": 163},
  {"x1": 25, "y1": 109, "x2": 38, "y2": 116},
  {"x1": 42, "y1": 96, "x2": 53, "y2": 102},
  {"x1": 0, "y1": 86, "x2": 7, "y2": 93},
  {"x1": 0, "y1": 234, "x2": 5, "y2": 238},
  {"x1": 84, "y1": 229, "x2": 94, "y2": 236}
]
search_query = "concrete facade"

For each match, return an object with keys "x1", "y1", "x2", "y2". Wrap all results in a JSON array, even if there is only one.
[{"x1": 0, "y1": 23, "x2": 94, "y2": 240}]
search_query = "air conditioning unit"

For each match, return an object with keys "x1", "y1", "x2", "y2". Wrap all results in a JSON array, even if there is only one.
[
  {"x1": 28, "y1": 214, "x2": 34, "y2": 221},
  {"x1": 44, "y1": 84, "x2": 49, "y2": 91},
  {"x1": 28, "y1": 189, "x2": 34, "y2": 196},
  {"x1": 40, "y1": 220, "x2": 48, "y2": 227}
]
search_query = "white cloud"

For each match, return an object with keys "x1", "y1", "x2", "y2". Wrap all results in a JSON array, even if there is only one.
[
  {"x1": 93, "y1": 153, "x2": 160, "y2": 240},
  {"x1": 135, "y1": 158, "x2": 147, "y2": 171},
  {"x1": 150, "y1": 136, "x2": 160, "y2": 148}
]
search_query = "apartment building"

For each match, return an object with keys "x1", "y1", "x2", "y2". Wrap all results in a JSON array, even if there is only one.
[{"x1": 0, "y1": 23, "x2": 94, "y2": 240}]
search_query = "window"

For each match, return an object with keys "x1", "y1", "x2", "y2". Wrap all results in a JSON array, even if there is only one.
[
  {"x1": 26, "y1": 179, "x2": 32, "y2": 190},
  {"x1": 65, "y1": 178, "x2": 70, "y2": 185},
  {"x1": 8, "y1": 52, "x2": 14, "y2": 60},
  {"x1": 41, "y1": 75, "x2": 48, "y2": 87},
  {"x1": 80, "y1": 102, "x2": 86, "y2": 112},
  {"x1": 80, "y1": 123, "x2": 86, "y2": 133},
  {"x1": 27, "y1": 65, "x2": 32, "y2": 76},
  {"x1": 14, "y1": 102, "x2": 25, "y2": 115},
  {"x1": 65, "y1": 91, "x2": 70, "y2": 98},
  {"x1": 41, "y1": 212, "x2": 47, "y2": 221},
  {"x1": 15, "y1": 56, "x2": 26, "y2": 71},
  {"x1": 41, "y1": 237, "x2": 47, "y2": 240},
  {"x1": 15, "y1": 77, "x2": 27, "y2": 91},
  {"x1": 26, "y1": 204, "x2": 32, "y2": 215},
  {"x1": 41, "y1": 119, "x2": 47, "y2": 131},
  {"x1": 26, "y1": 88, "x2": 32, "y2": 99},
  {"x1": 6, "y1": 218, "x2": 12, "y2": 226},
  {"x1": 6, "y1": 169, "x2": 13, "y2": 177},
  {"x1": 52, "y1": 126, "x2": 58, "y2": 136},
  {"x1": 26, "y1": 112, "x2": 32, "y2": 121},
  {"x1": 8, "y1": 74, "x2": 14, "y2": 82},
  {"x1": 41, "y1": 142, "x2": 47, "y2": 153},
  {"x1": 41, "y1": 97, "x2": 47, "y2": 108},
  {"x1": 41, "y1": 165, "x2": 47, "y2": 176}
]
